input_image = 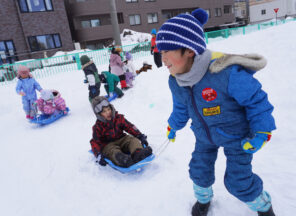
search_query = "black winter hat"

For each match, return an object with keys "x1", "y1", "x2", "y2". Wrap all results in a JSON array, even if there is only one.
[{"x1": 99, "y1": 73, "x2": 107, "y2": 83}]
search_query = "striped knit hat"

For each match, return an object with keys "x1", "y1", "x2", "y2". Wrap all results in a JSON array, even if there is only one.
[{"x1": 156, "y1": 8, "x2": 208, "y2": 55}]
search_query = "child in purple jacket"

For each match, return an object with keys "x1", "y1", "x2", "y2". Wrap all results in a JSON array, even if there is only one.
[{"x1": 123, "y1": 52, "x2": 136, "y2": 88}]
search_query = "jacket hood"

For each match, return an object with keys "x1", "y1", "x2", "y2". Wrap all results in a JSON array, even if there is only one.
[
  {"x1": 91, "y1": 96, "x2": 116, "y2": 122},
  {"x1": 82, "y1": 60, "x2": 94, "y2": 70},
  {"x1": 209, "y1": 53, "x2": 267, "y2": 74},
  {"x1": 110, "y1": 53, "x2": 121, "y2": 64}
]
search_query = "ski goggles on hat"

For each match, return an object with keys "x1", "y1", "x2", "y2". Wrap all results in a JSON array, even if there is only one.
[{"x1": 94, "y1": 100, "x2": 109, "y2": 114}]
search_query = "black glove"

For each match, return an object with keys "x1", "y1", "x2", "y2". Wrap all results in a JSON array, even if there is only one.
[
  {"x1": 89, "y1": 86, "x2": 99, "y2": 99},
  {"x1": 98, "y1": 155, "x2": 107, "y2": 166},
  {"x1": 150, "y1": 49, "x2": 153, "y2": 55},
  {"x1": 138, "y1": 134, "x2": 148, "y2": 147}
]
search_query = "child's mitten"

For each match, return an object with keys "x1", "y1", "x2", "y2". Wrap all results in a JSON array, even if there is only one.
[
  {"x1": 167, "y1": 125, "x2": 176, "y2": 142},
  {"x1": 137, "y1": 134, "x2": 148, "y2": 147},
  {"x1": 89, "y1": 86, "x2": 99, "y2": 99},
  {"x1": 241, "y1": 132, "x2": 271, "y2": 154}
]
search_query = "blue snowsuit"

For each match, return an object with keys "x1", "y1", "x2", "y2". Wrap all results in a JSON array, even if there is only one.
[
  {"x1": 168, "y1": 53, "x2": 276, "y2": 202},
  {"x1": 16, "y1": 77, "x2": 42, "y2": 115}
]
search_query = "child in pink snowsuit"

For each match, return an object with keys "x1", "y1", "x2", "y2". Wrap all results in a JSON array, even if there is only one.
[{"x1": 36, "y1": 89, "x2": 67, "y2": 115}]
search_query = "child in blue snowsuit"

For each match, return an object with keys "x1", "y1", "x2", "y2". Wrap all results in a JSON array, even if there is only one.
[
  {"x1": 16, "y1": 65, "x2": 42, "y2": 119},
  {"x1": 156, "y1": 9, "x2": 276, "y2": 216}
]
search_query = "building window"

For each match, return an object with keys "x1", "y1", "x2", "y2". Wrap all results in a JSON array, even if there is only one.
[
  {"x1": 126, "y1": 0, "x2": 138, "y2": 2},
  {"x1": 129, "y1": 15, "x2": 141, "y2": 25},
  {"x1": 28, "y1": 34, "x2": 61, "y2": 52},
  {"x1": 18, "y1": 0, "x2": 53, "y2": 12},
  {"x1": 0, "y1": 40, "x2": 17, "y2": 65},
  {"x1": 81, "y1": 19, "x2": 100, "y2": 28},
  {"x1": 261, "y1": 9, "x2": 266, "y2": 15},
  {"x1": 205, "y1": 9, "x2": 211, "y2": 18},
  {"x1": 162, "y1": 11, "x2": 172, "y2": 19},
  {"x1": 117, "y1": 13, "x2": 124, "y2": 24},
  {"x1": 224, "y1": 5, "x2": 232, "y2": 14},
  {"x1": 214, "y1": 8, "x2": 222, "y2": 17},
  {"x1": 147, "y1": 13, "x2": 158, "y2": 24}
]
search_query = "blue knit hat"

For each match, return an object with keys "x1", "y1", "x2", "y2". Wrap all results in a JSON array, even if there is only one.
[
  {"x1": 151, "y1": 28, "x2": 157, "y2": 35},
  {"x1": 156, "y1": 8, "x2": 208, "y2": 55}
]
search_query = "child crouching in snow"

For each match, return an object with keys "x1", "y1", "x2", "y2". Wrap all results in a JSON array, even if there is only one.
[
  {"x1": 16, "y1": 65, "x2": 43, "y2": 119},
  {"x1": 36, "y1": 89, "x2": 67, "y2": 115},
  {"x1": 90, "y1": 96, "x2": 152, "y2": 168},
  {"x1": 99, "y1": 71, "x2": 124, "y2": 99}
]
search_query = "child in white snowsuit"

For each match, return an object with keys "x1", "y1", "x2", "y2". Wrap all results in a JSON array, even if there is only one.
[
  {"x1": 123, "y1": 52, "x2": 136, "y2": 88},
  {"x1": 15, "y1": 65, "x2": 42, "y2": 119}
]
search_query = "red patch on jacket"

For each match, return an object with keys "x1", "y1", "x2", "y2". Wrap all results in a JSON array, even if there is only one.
[{"x1": 202, "y1": 88, "x2": 217, "y2": 102}]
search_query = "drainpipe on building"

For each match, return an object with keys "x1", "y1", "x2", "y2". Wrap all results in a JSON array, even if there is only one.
[
  {"x1": 246, "y1": 0, "x2": 250, "y2": 24},
  {"x1": 109, "y1": 0, "x2": 122, "y2": 46},
  {"x1": 14, "y1": 0, "x2": 31, "y2": 60}
]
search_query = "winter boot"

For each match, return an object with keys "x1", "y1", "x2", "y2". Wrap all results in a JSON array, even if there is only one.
[
  {"x1": 191, "y1": 201, "x2": 210, "y2": 216},
  {"x1": 115, "y1": 152, "x2": 134, "y2": 168},
  {"x1": 26, "y1": 115, "x2": 31, "y2": 119},
  {"x1": 117, "y1": 92, "x2": 124, "y2": 98},
  {"x1": 132, "y1": 146, "x2": 152, "y2": 163},
  {"x1": 258, "y1": 206, "x2": 275, "y2": 216},
  {"x1": 120, "y1": 79, "x2": 128, "y2": 89}
]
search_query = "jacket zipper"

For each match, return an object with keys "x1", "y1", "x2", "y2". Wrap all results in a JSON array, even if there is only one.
[{"x1": 189, "y1": 87, "x2": 215, "y2": 145}]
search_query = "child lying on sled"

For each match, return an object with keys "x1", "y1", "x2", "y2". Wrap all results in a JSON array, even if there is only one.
[
  {"x1": 36, "y1": 89, "x2": 67, "y2": 115},
  {"x1": 90, "y1": 96, "x2": 152, "y2": 168}
]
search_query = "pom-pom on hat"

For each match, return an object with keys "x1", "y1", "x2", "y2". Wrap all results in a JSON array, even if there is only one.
[
  {"x1": 151, "y1": 28, "x2": 157, "y2": 35},
  {"x1": 125, "y1": 52, "x2": 132, "y2": 60},
  {"x1": 156, "y1": 8, "x2": 208, "y2": 55}
]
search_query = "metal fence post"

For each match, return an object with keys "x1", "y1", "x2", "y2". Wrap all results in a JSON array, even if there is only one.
[
  {"x1": 205, "y1": 32, "x2": 208, "y2": 44},
  {"x1": 225, "y1": 29, "x2": 229, "y2": 38},
  {"x1": 75, "y1": 53, "x2": 81, "y2": 70}
]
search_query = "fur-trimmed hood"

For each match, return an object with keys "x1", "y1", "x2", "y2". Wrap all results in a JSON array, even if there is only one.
[
  {"x1": 209, "y1": 52, "x2": 267, "y2": 74},
  {"x1": 82, "y1": 60, "x2": 94, "y2": 70}
]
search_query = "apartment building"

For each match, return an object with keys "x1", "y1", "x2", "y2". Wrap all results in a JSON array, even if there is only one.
[
  {"x1": 249, "y1": 0, "x2": 296, "y2": 23},
  {"x1": 0, "y1": 0, "x2": 73, "y2": 65},
  {"x1": 234, "y1": 0, "x2": 248, "y2": 24},
  {"x1": 65, "y1": 0, "x2": 235, "y2": 50}
]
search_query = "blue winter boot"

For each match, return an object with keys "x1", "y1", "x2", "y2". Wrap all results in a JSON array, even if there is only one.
[
  {"x1": 245, "y1": 191, "x2": 275, "y2": 216},
  {"x1": 192, "y1": 184, "x2": 213, "y2": 216},
  {"x1": 258, "y1": 206, "x2": 275, "y2": 216}
]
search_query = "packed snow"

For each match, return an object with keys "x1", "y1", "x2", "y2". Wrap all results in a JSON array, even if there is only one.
[{"x1": 1, "y1": 22, "x2": 296, "y2": 216}]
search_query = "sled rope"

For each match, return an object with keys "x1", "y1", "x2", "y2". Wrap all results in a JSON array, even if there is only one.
[{"x1": 154, "y1": 139, "x2": 170, "y2": 157}]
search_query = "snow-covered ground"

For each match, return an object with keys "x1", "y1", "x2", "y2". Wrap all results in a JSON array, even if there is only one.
[{"x1": 1, "y1": 22, "x2": 296, "y2": 216}]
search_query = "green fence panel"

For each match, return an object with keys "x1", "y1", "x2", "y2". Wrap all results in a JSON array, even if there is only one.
[{"x1": 0, "y1": 19, "x2": 295, "y2": 86}]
